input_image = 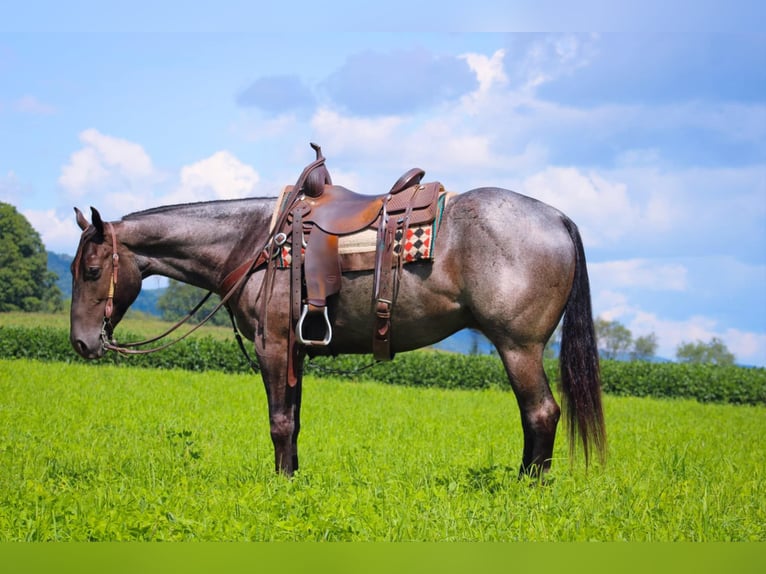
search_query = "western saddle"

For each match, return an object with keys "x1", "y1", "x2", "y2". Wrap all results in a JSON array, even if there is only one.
[{"x1": 258, "y1": 143, "x2": 442, "y2": 380}]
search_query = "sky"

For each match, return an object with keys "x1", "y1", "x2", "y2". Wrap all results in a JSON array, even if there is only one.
[{"x1": 1, "y1": 5, "x2": 765, "y2": 365}]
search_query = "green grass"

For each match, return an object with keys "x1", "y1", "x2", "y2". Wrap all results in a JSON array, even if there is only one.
[{"x1": 1, "y1": 359, "x2": 764, "y2": 541}]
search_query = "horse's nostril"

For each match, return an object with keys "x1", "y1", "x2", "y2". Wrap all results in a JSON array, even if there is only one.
[{"x1": 75, "y1": 339, "x2": 89, "y2": 356}]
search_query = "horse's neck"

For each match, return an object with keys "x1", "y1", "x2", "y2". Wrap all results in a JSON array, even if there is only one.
[{"x1": 117, "y1": 200, "x2": 275, "y2": 292}]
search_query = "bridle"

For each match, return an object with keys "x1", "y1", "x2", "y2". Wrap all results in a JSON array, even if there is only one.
[{"x1": 91, "y1": 222, "x2": 269, "y2": 357}]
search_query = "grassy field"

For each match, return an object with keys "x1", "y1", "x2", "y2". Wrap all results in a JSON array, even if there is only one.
[{"x1": 0, "y1": 358, "x2": 763, "y2": 541}]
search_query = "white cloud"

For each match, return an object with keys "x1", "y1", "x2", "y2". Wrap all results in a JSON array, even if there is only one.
[
  {"x1": 58, "y1": 129, "x2": 158, "y2": 197},
  {"x1": 724, "y1": 329, "x2": 766, "y2": 364},
  {"x1": 592, "y1": 295, "x2": 766, "y2": 366},
  {"x1": 23, "y1": 208, "x2": 81, "y2": 254},
  {"x1": 31, "y1": 146, "x2": 262, "y2": 253},
  {"x1": 589, "y1": 259, "x2": 688, "y2": 292},
  {"x1": 460, "y1": 49, "x2": 508, "y2": 94},
  {"x1": 162, "y1": 150, "x2": 260, "y2": 204},
  {"x1": 311, "y1": 108, "x2": 404, "y2": 158},
  {"x1": 633, "y1": 313, "x2": 766, "y2": 366},
  {"x1": 59, "y1": 147, "x2": 111, "y2": 197},
  {"x1": 520, "y1": 167, "x2": 640, "y2": 247}
]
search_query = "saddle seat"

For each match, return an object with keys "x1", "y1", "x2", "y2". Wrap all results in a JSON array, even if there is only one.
[{"x1": 285, "y1": 166, "x2": 428, "y2": 236}]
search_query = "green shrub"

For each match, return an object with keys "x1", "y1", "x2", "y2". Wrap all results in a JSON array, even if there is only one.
[
  {"x1": 0, "y1": 325, "x2": 251, "y2": 374},
  {"x1": 1, "y1": 325, "x2": 764, "y2": 405},
  {"x1": 599, "y1": 360, "x2": 765, "y2": 405}
]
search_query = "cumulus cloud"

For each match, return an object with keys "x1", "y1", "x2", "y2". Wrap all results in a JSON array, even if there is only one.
[
  {"x1": 59, "y1": 129, "x2": 159, "y2": 197},
  {"x1": 592, "y1": 291, "x2": 766, "y2": 365},
  {"x1": 589, "y1": 259, "x2": 688, "y2": 292},
  {"x1": 638, "y1": 313, "x2": 766, "y2": 367},
  {"x1": 311, "y1": 108, "x2": 405, "y2": 159},
  {"x1": 23, "y1": 208, "x2": 81, "y2": 254},
  {"x1": 520, "y1": 167, "x2": 640, "y2": 247},
  {"x1": 723, "y1": 329, "x2": 766, "y2": 365},
  {"x1": 51, "y1": 130, "x2": 262, "y2": 249},
  {"x1": 161, "y1": 150, "x2": 260, "y2": 204},
  {"x1": 602, "y1": 163, "x2": 765, "y2": 259},
  {"x1": 460, "y1": 49, "x2": 508, "y2": 94}
]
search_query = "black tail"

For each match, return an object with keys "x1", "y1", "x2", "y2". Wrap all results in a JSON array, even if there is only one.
[{"x1": 559, "y1": 217, "x2": 607, "y2": 466}]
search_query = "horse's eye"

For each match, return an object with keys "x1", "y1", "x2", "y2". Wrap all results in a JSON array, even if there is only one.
[{"x1": 85, "y1": 266, "x2": 101, "y2": 280}]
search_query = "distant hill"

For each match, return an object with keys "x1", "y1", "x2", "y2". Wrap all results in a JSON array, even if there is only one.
[
  {"x1": 47, "y1": 252, "x2": 73, "y2": 298},
  {"x1": 132, "y1": 288, "x2": 164, "y2": 316}
]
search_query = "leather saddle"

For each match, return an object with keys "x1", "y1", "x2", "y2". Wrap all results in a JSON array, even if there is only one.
[{"x1": 267, "y1": 143, "x2": 442, "y2": 364}]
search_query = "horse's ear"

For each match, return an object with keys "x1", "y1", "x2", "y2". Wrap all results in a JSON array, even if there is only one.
[
  {"x1": 90, "y1": 207, "x2": 105, "y2": 236},
  {"x1": 74, "y1": 207, "x2": 90, "y2": 231}
]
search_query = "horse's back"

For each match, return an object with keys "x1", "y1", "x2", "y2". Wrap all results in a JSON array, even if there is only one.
[{"x1": 445, "y1": 186, "x2": 571, "y2": 238}]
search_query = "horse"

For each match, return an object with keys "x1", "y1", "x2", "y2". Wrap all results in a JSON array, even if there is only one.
[{"x1": 69, "y1": 182, "x2": 606, "y2": 479}]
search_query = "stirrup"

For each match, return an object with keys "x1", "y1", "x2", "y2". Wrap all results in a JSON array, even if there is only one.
[{"x1": 296, "y1": 305, "x2": 333, "y2": 346}]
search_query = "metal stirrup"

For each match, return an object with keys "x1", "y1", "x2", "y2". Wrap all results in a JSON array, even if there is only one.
[{"x1": 296, "y1": 305, "x2": 333, "y2": 346}]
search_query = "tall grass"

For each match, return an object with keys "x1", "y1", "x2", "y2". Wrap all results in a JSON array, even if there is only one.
[{"x1": 0, "y1": 359, "x2": 763, "y2": 541}]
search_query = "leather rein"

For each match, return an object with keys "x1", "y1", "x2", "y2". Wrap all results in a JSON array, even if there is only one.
[{"x1": 99, "y1": 221, "x2": 269, "y2": 356}]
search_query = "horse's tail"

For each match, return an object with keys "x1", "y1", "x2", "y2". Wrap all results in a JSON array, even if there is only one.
[{"x1": 558, "y1": 216, "x2": 607, "y2": 466}]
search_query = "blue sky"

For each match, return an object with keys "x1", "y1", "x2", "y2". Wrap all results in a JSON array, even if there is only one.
[{"x1": 1, "y1": 10, "x2": 764, "y2": 364}]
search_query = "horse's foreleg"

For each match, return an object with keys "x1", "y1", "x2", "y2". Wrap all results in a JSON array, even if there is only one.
[
  {"x1": 499, "y1": 347, "x2": 561, "y2": 479},
  {"x1": 258, "y1": 345, "x2": 304, "y2": 476}
]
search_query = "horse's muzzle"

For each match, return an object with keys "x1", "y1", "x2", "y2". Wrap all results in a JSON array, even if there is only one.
[{"x1": 71, "y1": 334, "x2": 105, "y2": 360}]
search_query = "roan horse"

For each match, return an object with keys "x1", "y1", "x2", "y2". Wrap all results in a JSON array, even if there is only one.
[{"x1": 69, "y1": 159, "x2": 606, "y2": 479}]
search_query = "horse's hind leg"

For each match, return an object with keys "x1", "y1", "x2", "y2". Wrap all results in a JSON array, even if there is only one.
[{"x1": 497, "y1": 346, "x2": 561, "y2": 478}]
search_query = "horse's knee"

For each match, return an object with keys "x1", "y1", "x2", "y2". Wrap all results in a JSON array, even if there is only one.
[{"x1": 269, "y1": 412, "x2": 294, "y2": 444}]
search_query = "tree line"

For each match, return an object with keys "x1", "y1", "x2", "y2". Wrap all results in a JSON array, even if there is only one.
[{"x1": 1, "y1": 201, "x2": 738, "y2": 364}]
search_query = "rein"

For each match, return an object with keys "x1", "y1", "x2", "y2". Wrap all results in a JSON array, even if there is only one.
[{"x1": 99, "y1": 222, "x2": 269, "y2": 356}]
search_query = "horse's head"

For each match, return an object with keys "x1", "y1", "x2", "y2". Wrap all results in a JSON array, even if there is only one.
[{"x1": 70, "y1": 207, "x2": 142, "y2": 359}]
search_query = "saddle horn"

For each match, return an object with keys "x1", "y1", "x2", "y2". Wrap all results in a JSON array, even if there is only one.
[{"x1": 304, "y1": 142, "x2": 331, "y2": 196}]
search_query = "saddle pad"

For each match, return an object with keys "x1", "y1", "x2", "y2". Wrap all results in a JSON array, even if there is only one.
[{"x1": 275, "y1": 191, "x2": 454, "y2": 271}]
